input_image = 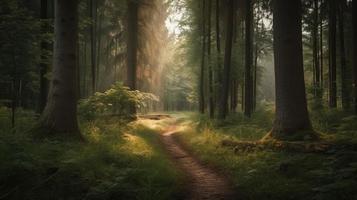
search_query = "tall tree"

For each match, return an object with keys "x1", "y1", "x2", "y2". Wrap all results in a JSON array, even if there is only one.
[
  {"x1": 320, "y1": 0, "x2": 324, "y2": 89},
  {"x1": 199, "y1": 0, "x2": 206, "y2": 114},
  {"x1": 207, "y1": 0, "x2": 214, "y2": 118},
  {"x1": 39, "y1": 0, "x2": 50, "y2": 113},
  {"x1": 353, "y1": 0, "x2": 357, "y2": 113},
  {"x1": 328, "y1": 0, "x2": 337, "y2": 108},
  {"x1": 244, "y1": 0, "x2": 253, "y2": 117},
  {"x1": 126, "y1": 0, "x2": 138, "y2": 115},
  {"x1": 218, "y1": 0, "x2": 234, "y2": 119},
  {"x1": 312, "y1": 0, "x2": 321, "y2": 97},
  {"x1": 270, "y1": 0, "x2": 312, "y2": 139},
  {"x1": 39, "y1": 0, "x2": 81, "y2": 136},
  {"x1": 338, "y1": 0, "x2": 350, "y2": 110},
  {"x1": 90, "y1": 0, "x2": 97, "y2": 93}
]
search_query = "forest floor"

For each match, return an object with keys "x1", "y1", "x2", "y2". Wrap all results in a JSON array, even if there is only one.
[
  {"x1": 1, "y1": 108, "x2": 357, "y2": 200},
  {"x1": 139, "y1": 114, "x2": 235, "y2": 200}
]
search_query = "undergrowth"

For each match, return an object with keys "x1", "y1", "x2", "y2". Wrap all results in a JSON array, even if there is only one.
[
  {"x1": 0, "y1": 108, "x2": 182, "y2": 200},
  {"x1": 179, "y1": 108, "x2": 357, "y2": 200}
]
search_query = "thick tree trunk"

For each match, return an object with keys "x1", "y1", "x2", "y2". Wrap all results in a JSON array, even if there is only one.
[
  {"x1": 353, "y1": 0, "x2": 357, "y2": 113},
  {"x1": 199, "y1": 0, "x2": 206, "y2": 114},
  {"x1": 270, "y1": 0, "x2": 312, "y2": 139},
  {"x1": 126, "y1": 0, "x2": 138, "y2": 115},
  {"x1": 338, "y1": 0, "x2": 350, "y2": 110},
  {"x1": 40, "y1": 0, "x2": 80, "y2": 136},
  {"x1": 328, "y1": 0, "x2": 337, "y2": 108},
  {"x1": 244, "y1": 0, "x2": 253, "y2": 117},
  {"x1": 218, "y1": 0, "x2": 234, "y2": 119}
]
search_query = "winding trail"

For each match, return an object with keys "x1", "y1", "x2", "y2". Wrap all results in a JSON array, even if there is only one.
[{"x1": 160, "y1": 123, "x2": 236, "y2": 200}]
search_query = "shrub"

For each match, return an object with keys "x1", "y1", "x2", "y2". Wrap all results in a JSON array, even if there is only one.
[{"x1": 78, "y1": 82, "x2": 159, "y2": 120}]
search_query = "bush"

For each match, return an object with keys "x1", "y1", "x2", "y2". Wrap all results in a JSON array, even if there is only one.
[{"x1": 78, "y1": 82, "x2": 159, "y2": 120}]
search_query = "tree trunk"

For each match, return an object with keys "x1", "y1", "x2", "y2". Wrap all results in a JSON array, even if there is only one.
[
  {"x1": 244, "y1": 0, "x2": 253, "y2": 117},
  {"x1": 320, "y1": 0, "x2": 324, "y2": 89},
  {"x1": 40, "y1": 0, "x2": 81, "y2": 136},
  {"x1": 126, "y1": 0, "x2": 138, "y2": 115},
  {"x1": 353, "y1": 0, "x2": 357, "y2": 113},
  {"x1": 39, "y1": 0, "x2": 49, "y2": 113},
  {"x1": 90, "y1": 0, "x2": 96, "y2": 93},
  {"x1": 270, "y1": 0, "x2": 313, "y2": 140},
  {"x1": 207, "y1": 0, "x2": 214, "y2": 118},
  {"x1": 215, "y1": 0, "x2": 222, "y2": 115},
  {"x1": 199, "y1": 0, "x2": 206, "y2": 114},
  {"x1": 313, "y1": 0, "x2": 321, "y2": 97},
  {"x1": 338, "y1": 0, "x2": 350, "y2": 110},
  {"x1": 218, "y1": 0, "x2": 234, "y2": 119},
  {"x1": 328, "y1": 0, "x2": 337, "y2": 108}
]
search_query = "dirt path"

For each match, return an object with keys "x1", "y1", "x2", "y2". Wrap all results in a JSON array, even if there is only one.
[{"x1": 160, "y1": 125, "x2": 235, "y2": 200}]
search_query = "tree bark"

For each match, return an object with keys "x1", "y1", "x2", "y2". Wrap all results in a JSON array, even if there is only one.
[
  {"x1": 320, "y1": 0, "x2": 324, "y2": 89},
  {"x1": 338, "y1": 0, "x2": 350, "y2": 110},
  {"x1": 328, "y1": 0, "x2": 337, "y2": 108},
  {"x1": 207, "y1": 0, "x2": 214, "y2": 118},
  {"x1": 90, "y1": 0, "x2": 96, "y2": 93},
  {"x1": 126, "y1": 0, "x2": 138, "y2": 115},
  {"x1": 353, "y1": 0, "x2": 357, "y2": 113},
  {"x1": 270, "y1": 0, "x2": 312, "y2": 139},
  {"x1": 39, "y1": 0, "x2": 49, "y2": 113},
  {"x1": 199, "y1": 0, "x2": 206, "y2": 114},
  {"x1": 244, "y1": 0, "x2": 253, "y2": 117},
  {"x1": 218, "y1": 0, "x2": 234, "y2": 119},
  {"x1": 40, "y1": 0, "x2": 81, "y2": 136},
  {"x1": 313, "y1": 0, "x2": 321, "y2": 97}
]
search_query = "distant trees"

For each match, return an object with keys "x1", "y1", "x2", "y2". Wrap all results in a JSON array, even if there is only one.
[
  {"x1": 39, "y1": 0, "x2": 81, "y2": 136},
  {"x1": 270, "y1": 0, "x2": 312, "y2": 139}
]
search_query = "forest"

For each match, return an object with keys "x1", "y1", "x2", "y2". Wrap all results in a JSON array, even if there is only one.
[{"x1": 0, "y1": 0, "x2": 357, "y2": 199}]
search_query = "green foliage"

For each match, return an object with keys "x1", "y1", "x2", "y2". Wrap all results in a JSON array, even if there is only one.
[
  {"x1": 79, "y1": 82, "x2": 159, "y2": 120},
  {"x1": 179, "y1": 111, "x2": 357, "y2": 200},
  {"x1": 0, "y1": 113, "x2": 181, "y2": 200},
  {"x1": 0, "y1": 0, "x2": 42, "y2": 106}
]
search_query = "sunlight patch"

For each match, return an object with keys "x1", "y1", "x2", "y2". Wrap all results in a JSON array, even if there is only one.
[{"x1": 121, "y1": 133, "x2": 154, "y2": 157}]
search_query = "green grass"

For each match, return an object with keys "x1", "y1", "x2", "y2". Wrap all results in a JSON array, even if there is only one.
[
  {"x1": 178, "y1": 109, "x2": 357, "y2": 200},
  {"x1": 0, "y1": 108, "x2": 183, "y2": 200}
]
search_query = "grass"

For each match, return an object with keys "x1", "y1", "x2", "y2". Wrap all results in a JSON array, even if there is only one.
[
  {"x1": 0, "y1": 107, "x2": 183, "y2": 200},
  {"x1": 178, "y1": 108, "x2": 357, "y2": 200}
]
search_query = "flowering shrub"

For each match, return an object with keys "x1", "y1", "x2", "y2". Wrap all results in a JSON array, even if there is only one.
[{"x1": 79, "y1": 82, "x2": 159, "y2": 120}]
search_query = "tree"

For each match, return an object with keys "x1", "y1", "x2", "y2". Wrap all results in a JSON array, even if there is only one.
[
  {"x1": 90, "y1": 0, "x2": 97, "y2": 93},
  {"x1": 126, "y1": 0, "x2": 138, "y2": 115},
  {"x1": 39, "y1": 0, "x2": 50, "y2": 113},
  {"x1": 338, "y1": 0, "x2": 350, "y2": 110},
  {"x1": 218, "y1": 0, "x2": 234, "y2": 119},
  {"x1": 269, "y1": 0, "x2": 313, "y2": 140},
  {"x1": 199, "y1": 0, "x2": 206, "y2": 114},
  {"x1": 244, "y1": 0, "x2": 253, "y2": 117},
  {"x1": 207, "y1": 0, "x2": 214, "y2": 118},
  {"x1": 39, "y1": 0, "x2": 81, "y2": 136},
  {"x1": 328, "y1": 0, "x2": 337, "y2": 108},
  {"x1": 312, "y1": 0, "x2": 321, "y2": 97},
  {"x1": 353, "y1": 0, "x2": 357, "y2": 113}
]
